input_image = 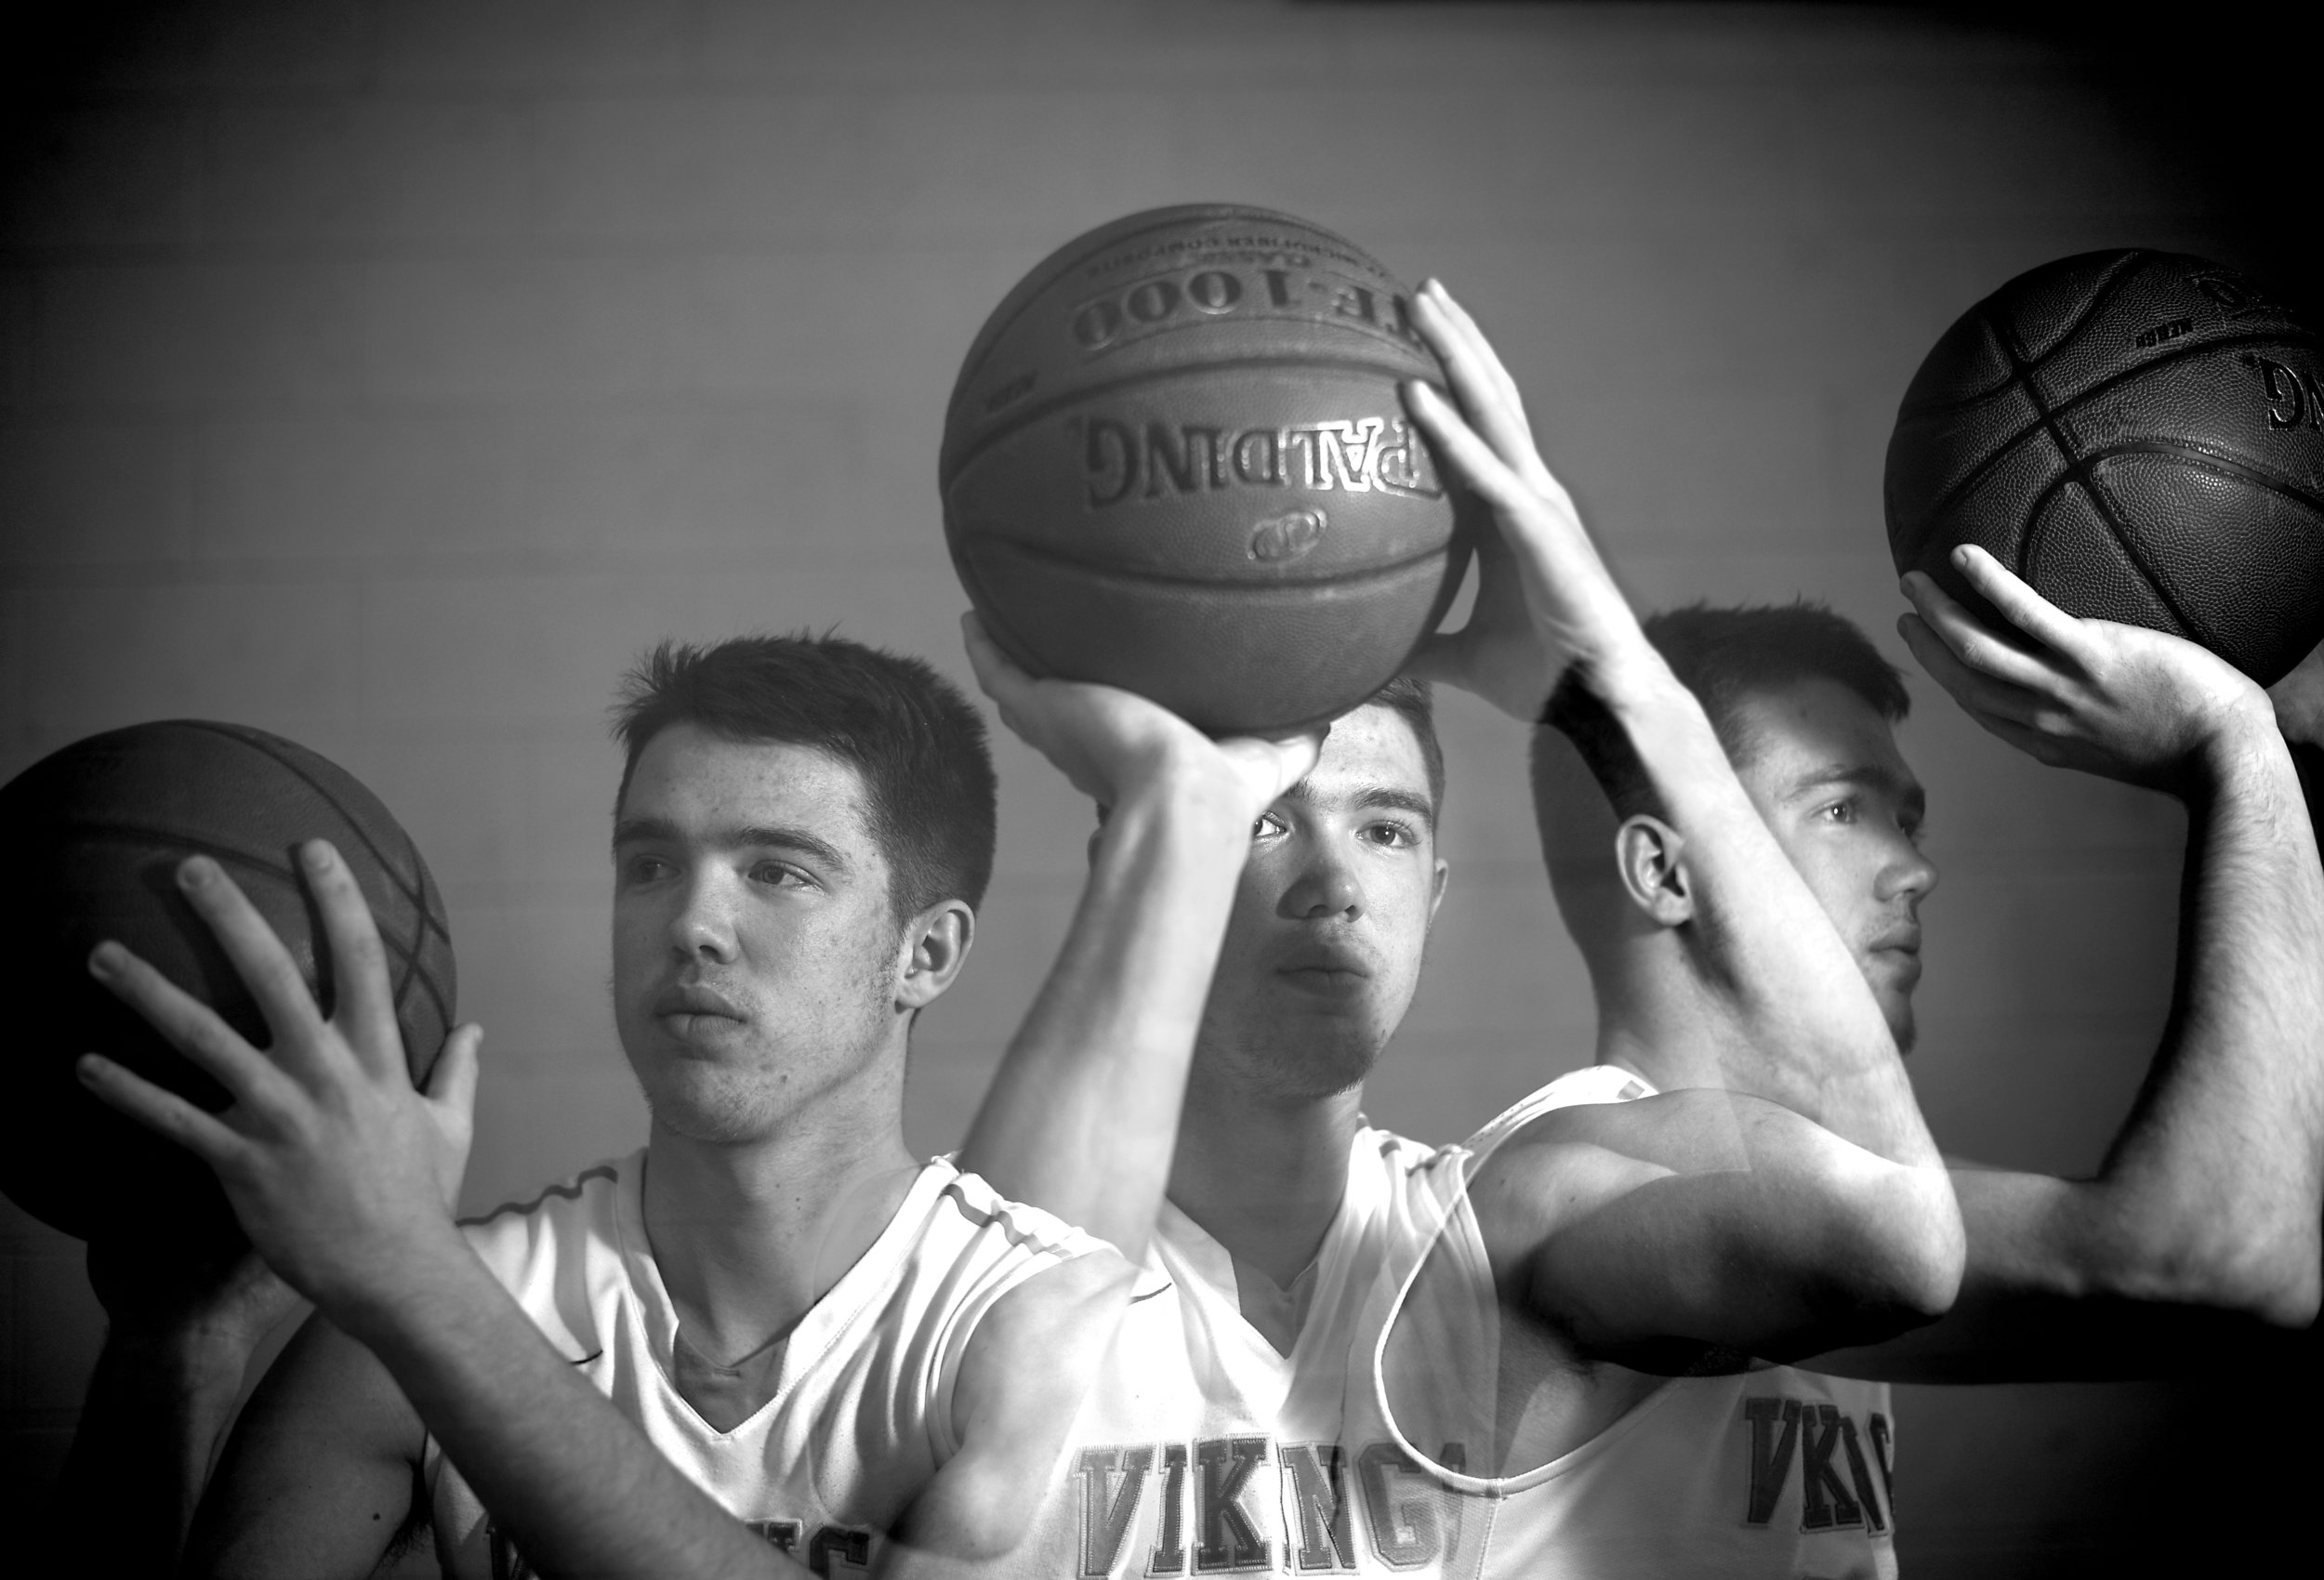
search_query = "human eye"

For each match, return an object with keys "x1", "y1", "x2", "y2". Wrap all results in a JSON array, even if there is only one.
[
  {"x1": 617, "y1": 850, "x2": 675, "y2": 886},
  {"x1": 1816, "y1": 797, "x2": 1859, "y2": 826},
  {"x1": 1251, "y1": 810, "x2": 1288, "y2": 843},
  {"x1": 747, "y1": 858, "x2": 814, "y2": 890},
  {"x1": 1361, "y1": 818, "x2": 1421, "y2": 849}
]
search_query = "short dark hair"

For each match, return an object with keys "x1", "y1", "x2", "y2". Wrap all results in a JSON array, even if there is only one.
[
  {"x1": 1367, "y1": 675, "x2": 1446, "y2": 813},
  {"x1": 612, "y1": 634, "x2": 997, "y2": 920},
  {"x1": 1540, "y1": 601, "x2": 1908, "y2": 820}
]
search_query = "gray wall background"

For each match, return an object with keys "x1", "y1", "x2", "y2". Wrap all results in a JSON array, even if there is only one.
[{"x1": 1, "y1": 2, "x2": 2304, "y2": 1572}]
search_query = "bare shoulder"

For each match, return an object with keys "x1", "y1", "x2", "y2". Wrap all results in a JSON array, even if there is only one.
[
  {"x1": 185, "y1": 1311, "x2": 429, "y2": 1579},
  {"x1": 899, "y1": 1251, "x2": 1136, "y2": 1570},
  {"x1": 955, "y1": 1249, "x2": 1137, "y2": 1411}
]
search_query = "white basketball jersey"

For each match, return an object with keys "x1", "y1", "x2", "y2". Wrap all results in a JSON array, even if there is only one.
[
  {"x1": 1373, "y1": 1065, "x2": 1901, "y2": 1580},
  {"x1": 422, "y1": 1152, "x2": 1102, "y2": 1580},
  {"x1": 1027, "y1": 1125, "x2": 1499, "y2": 1577}
]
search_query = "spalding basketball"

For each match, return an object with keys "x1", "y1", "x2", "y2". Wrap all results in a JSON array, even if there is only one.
[
  {"x1": 940, "y1": 204, "x2": 1481, "y2": 734},
  {"x1": 1885, "y1": 249, "x2": 2324, "y2": 684},
  {"x1": 0, "y1": 721, "x2": 457, "y2": 1241}
]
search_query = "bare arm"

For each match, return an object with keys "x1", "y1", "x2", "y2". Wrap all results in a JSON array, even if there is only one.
[
  {"x1": 1813, "y1": 556, "x2": 2324, "y2": 1382},
  {"x1": 185, "y1": 1312, "x2": 429, "y2": 1578},
  {"x1": 953, "y1": 616, "x2": 1316, "y2": 1258},
  {"x1": 79, "y1": 842, "x2": 809, "y2": 1580},
  {"x1": 1476, "y1": 1091, "x2": 1962, "y2": 1363},
  {"x1": 884, "y1": 1255, "x2": 1137, "y2": 1574},
  {"x1": 1403, "y1": 280, "x2": 1961, "y2": 1336}
]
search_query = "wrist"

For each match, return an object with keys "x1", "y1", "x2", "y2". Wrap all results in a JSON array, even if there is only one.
[
  {"x1": 303, "y1": 1219, "x2": 480, "y2": 1350},
  {"x1": 1107, "y1": 749, "x2": 1261, "y2": 848},
  {"x1": 2186, "y1": 691, "x2": 2293, "y2": 795}
]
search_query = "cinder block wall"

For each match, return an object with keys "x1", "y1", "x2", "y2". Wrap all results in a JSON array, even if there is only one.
[{"x1": 0, "y1": 2, "x2": 2291, "y2": 1570}]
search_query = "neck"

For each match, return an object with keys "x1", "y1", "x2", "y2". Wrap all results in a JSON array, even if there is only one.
[
  {"x1": 1590, "y1": 947, "x2": 1737, "y2": 1095},
  {"x1": 1166, "y1": 1054, "x2": 1364, "y2": 1289},
  {"x1": 640, "y1": 1048, "x2": 918, "y2": 1363}
]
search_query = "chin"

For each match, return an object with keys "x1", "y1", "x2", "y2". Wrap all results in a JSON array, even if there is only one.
[
  {"x1": 1884, "y1": 999, "x2": 1918, "y2": 1056},
  {"x1": 634, "y1": 1062, "x2": 787, "y2": 1145},
  {"x1": 1235, "y1": 1017, "x2": 1386, "y2": 1100}
]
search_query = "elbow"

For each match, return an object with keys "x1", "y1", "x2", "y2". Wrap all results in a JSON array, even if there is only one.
[{"x1": 1828, "y1": 1168, "x2": 1967, "y2": 1341}]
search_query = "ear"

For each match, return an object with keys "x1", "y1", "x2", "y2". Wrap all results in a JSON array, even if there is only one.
[
  {"x1": 1427, "y1": 855, "x2": 1449, "y2": 930},
  {"x1": 1613, "y1": 814, "x2": 1693, "y2": 928},
  {"x1": 895, "y1": 899, "x2": 975, "y2": 1012}
]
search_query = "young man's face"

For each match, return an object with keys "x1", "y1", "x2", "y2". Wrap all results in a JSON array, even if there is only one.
[
  {"x1": 1194, "y1": 704, "x2": 1448, "y2": 1099},
  {"x1": 610, "y1": 723, "x2": 905, "y2": 1143},
  {"x1": 1726, "y1": 678, "x2": 1936, "y2": 1050}
]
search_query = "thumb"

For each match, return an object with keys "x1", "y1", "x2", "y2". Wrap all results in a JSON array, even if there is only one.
[
  {"x1": 427, "y1": 1022, "x2": 483, "y2": 1126},
  {"x1": 1404, "y1": 631, "x2": 1467, "y2": 689}
]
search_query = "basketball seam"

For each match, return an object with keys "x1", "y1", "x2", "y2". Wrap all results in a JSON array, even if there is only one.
[
  {"x1": 2077, "y1": 438, "x2": 2324, "y2": 519},
  {"x1": 2022, "y1": 249, "x2": 2154, "y2": 374},
  {"x1": 1896, "y1": 253, "x2": 2153, "y2": 421},
  {"x1": 185, "y1": 721, "x2": 454, "y2": 1047},
  {"x1": 952, "y1": 206, "x2": 1383, "y2": 391},
  {"x1": 52, "y1": 820, "x2": 443, "y2": 1015},
  {"x1": 1902, "y1": 329, "x2": 2318, "y2": 538},
  {"x1": 942, "y1": 354, "x2": 1445, "y2": 487},
  {"x1": 178, "y1": 724, "x2": 455, "y2": 1012},
  {"x1": 957, "y1": 533, "x2": 1458, "y2": 593},
  {"x1": 1991, "y1": 302, "x2": 2209, "y2": 646}
]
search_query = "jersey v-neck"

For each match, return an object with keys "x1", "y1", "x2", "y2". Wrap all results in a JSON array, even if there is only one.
[
  {"x1": 1151, "y1": 1125, "x2": 1384, "y2": 1379},
  {"x1": 613, "y1": 1150, "x2": 955, "y2": 1442}
]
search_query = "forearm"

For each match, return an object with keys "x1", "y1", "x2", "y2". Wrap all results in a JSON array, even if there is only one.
[
  {"x1": 1809, "y1": 1162, "x2": 2318, "y2": 1382},
  {"x1": 59, "y1": 1326, "x2": 259, "y2": 1569},
  {"x1": 1591, "y1": 651, "x2": 1938, "y2": 1166},
  {"x1": 1503, "y1": 1093, "x2": 1961, "y2": 1360},
  {"x1": 333, "y1": 1237, "x2": 801, "y2": 1580},
  {"x1": 2093, "y1": 718, "x2": 2324, "y2": 1318},
  {"x1": 957, "y1": 780, "x2": 1246, "y2": 1254}
]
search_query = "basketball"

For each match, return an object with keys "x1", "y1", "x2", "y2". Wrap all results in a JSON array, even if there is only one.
[
  {"x1": 940, "y1": 204, "x2": 1482, "y2": 734},
  {"x1": 1884, "y1": 249, "x2": 2324, "y2": 685},
  {"x1": 0, "y1": 720, "x2": 457, "y2": 1242}
]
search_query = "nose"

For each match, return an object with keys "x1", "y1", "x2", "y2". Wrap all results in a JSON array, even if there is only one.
[
  {"x1": 1278, "y1": 836, "x2": 1364, "y2": 923},
  {"x1": 669, "y1": 868, "x2": 741, "y2": 964},
  {"x1": 1879, "y1": 836, "x2": 1937, "y2": 907}
]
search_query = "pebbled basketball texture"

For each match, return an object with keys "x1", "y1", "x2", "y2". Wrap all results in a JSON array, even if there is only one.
[
  {"x1": 0, "y1": 720, "x2": 457, "y2": 1243},
  {"x1": 1885, "y1": 249, "x2": 2324, "y2": 685},
  {"x1": 941, "y1": 204, "x2": 1482, "y2": 734}
]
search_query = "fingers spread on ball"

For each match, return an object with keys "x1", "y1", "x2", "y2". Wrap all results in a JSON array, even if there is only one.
[
  {"x1": 1404, "y1": 381, "x2": 1533, "y2": 520},
  {"x1": 1898, "y1": 612, "x2": 2046, "y2": 732},
  {"x1": 1948, "y1": 546, "x2": 2085, "y2": 660},
  {"x1": 75, "y1": 1052, "x2": 242, "y2": 1171},
  {"x1": 86, "y1": 941, "x2": 291, "y2": 1113},
  {"x1": 1901, "y1": 572, "x2": 2056, "y2": 693},
  {"x1": 174, "y1": 856, "x2": 328, "y2": 1059},
  {"x1": 300, "y1": 841, "x2": 401, "y2": 1079}
]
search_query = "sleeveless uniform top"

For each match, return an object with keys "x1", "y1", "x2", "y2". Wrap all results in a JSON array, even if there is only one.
[
  {"x1": 1028, "y1": 1123, "x2": 1499, "y2": 1578},
  {"x1": 1372, "y1": 1065, "x2": 1901, "y2": 1580},
  {"x1": 421, "y1": 1152, "x2": 1102, "y2": 1580}
]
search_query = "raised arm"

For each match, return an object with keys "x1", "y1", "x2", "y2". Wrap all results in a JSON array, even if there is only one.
[
  {"x1": 79, "y1": 844, "x2": 809, "y2": 1580},
  {"x1": 953, "y1": 614, "x2": 1317, "y2": 1257},
  {"x1": 1404, "y1": 280, "x2": 1961, "y2": 1352},
  {"x1": 1815, "y1": 550, "x2": 2324, "y2": 1382}
]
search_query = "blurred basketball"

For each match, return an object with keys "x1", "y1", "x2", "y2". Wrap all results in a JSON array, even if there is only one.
[
  {"x1": 940, "y1": 204, "x2": 1482, "y2": 734},
  {"x1": 0, "y1": 720, "x2": 457, "y2": 1242},
  {"x1": 1885, "y1": 249, "x2": 2324, "y2": 684}
]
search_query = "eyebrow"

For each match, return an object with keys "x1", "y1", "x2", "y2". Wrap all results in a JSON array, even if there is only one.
[
  {"x1": 610, "y1": 816, "x2": 852, "y2": 871},
  {"x1": 1282, "y1": 781, "x2": 1438, "y2": 830}
]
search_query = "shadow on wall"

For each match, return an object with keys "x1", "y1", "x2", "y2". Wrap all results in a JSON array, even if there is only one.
[{"x1": 2, "y1": 2, "x2": 2315, "y2": 1573}]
